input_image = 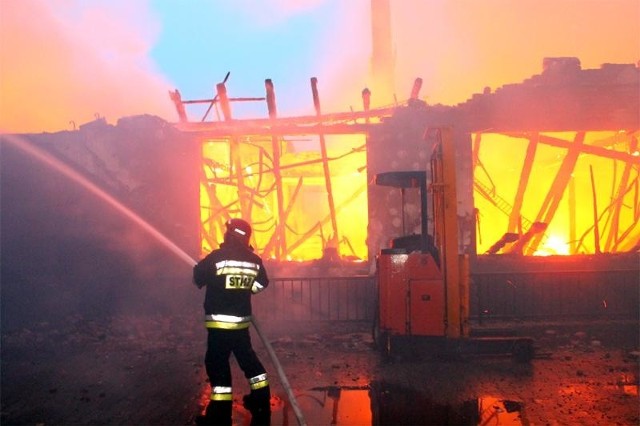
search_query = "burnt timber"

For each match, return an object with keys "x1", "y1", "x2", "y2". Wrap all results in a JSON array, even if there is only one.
[
  {"x1": 171, "y1": 58, "x2": 639, "y2": 320},
  {"x1": 172, "y1": 58, "x2": 639, "y2": 135}
]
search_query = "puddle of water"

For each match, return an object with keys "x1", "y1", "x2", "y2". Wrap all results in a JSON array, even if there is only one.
[
  {"x1": 621, "y1": 384, "x2": 638, "y2": 397},
  {"x1": 369, "y1": 382, "x2": 523, "y2": 426},
  {"x1": 257, "y1": 383, "x2": 524, "y2": 425},
  {"x1": 295, "y1": 386, "x2": 372, "y2": 425},
  {"x1": 477, "y1": 397, "x2": 524, "y2": 425}
]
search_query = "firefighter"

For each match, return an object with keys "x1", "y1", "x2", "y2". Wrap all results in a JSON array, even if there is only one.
[{"x1": 193, "y1": 218, "x2": 271, "y2": 426}]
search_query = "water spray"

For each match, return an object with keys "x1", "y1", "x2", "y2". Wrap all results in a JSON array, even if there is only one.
[{"x1": 2, "y1": 135, "x2": 307, "y2": 426}]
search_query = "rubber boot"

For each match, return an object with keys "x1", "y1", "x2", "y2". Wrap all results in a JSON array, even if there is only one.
[
  {"x1": 246, "y1": 386, "x2": 271, "y2": 426},
  {"x1": 196, "y1": 400, "x2": 232, "y2": 426}
]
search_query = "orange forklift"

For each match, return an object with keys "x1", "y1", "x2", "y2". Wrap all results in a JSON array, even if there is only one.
[{"x1": 372, "y1": 127, "x2": 535, "y2": 362}]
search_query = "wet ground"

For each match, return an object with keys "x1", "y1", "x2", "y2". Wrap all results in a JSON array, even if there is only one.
[{"x1": 1, "y1": 314, "x2": 638, "y2": 425}]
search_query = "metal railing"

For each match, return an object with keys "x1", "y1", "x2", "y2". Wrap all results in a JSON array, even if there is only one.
[
  {"x1": 251, "y1": 268, "x2": 638, "y2": 324},
  {"x1": 471, "y1": 269, "x2": 639, "y2": 321},
  {"x1": 253, "y1": 276, "x2": 375, "y2": 322}
]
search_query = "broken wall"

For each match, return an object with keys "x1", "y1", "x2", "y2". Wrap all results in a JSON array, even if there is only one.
[{"x1": 366, "y1": 59, "x2": 639, "y2": 259}]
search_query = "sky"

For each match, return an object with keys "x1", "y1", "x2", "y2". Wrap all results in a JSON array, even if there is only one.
[{"x1": 1, "y1": 0, "x2": 639, "y2": 133}]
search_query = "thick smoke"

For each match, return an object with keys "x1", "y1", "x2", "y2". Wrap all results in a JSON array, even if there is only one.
[
  {"x1": 0, "y1": 133, "x2": 198, "y2": 332},
  {"x1": 0, "y1": 0, "x2": 175, "y2": 133},
  {"x1": 390, "y1": 0, "x2": 640, "y2": 105},
  {"x1": 2, "y1": 1, "x2": 638, "y2": 133}
]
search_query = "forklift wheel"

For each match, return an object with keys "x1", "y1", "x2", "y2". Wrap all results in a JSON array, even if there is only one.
[
  {"x1": 373, "y1": 327, "x2": 392, "y2": 361},
  {"x1": 371, "y1": 318, "x2": 389, "y2": 358},
  {"x1": 372, "y1": 313, "x2": 380, "y2": 347},
  {"x1": 372, "y1": 304, "x2": 393, "y2": 362},
  {"x1": 380, "y1": 333, "x2": 392, "y2": 362},
  {"x1": 371, "y1": 305, "x2": 383, "y2": 348}
]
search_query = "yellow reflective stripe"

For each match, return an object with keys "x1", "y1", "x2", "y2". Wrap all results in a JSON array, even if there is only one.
[
  {"x1": 217, "y1": 266, "x2": 258, "y2": 276},
  {"x1": 248, "y1": 373, "x2": 267, "y2": 385},
  {"x1": 215, "y1": 260, "x2": 259, "y2": 269},
  {"x1": 250, "y1": 380, "x2": 269, "y2": 390},
  {"x1": 211, "y1": 386, "x2": 233, "y2": 401},
  {"x1": 210, "y1": 393, "x2": 233, "y2": 401},
  {"x1": 206, "y1": 321, "x2": 250, "y2": 330},
  {"x1": 249, "y1": 373, "x2": 269, "y2": 390},
  {"x1": 206, "y1": 314, "x2": 251, "y2": 323},
  {"x1": 215, "y1": 260, "x2": 260, "y2": 277}
]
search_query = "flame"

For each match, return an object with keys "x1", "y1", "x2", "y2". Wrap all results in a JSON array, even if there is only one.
[
  {"x1": 3, "y1": 2, "x2": 637, "y2": 260},
  {"x1": 474, "y1": 131, "x2": 639, "y2": 255},
  {"x1": 199, "y1": 134, "x2": 368, "y2": 261},
  {"x1": 534, "y1": 235, "x2": 570, "y2": 257},
  {"x1": 200, "y1": 129, "x2": 638, "y2": 259}
]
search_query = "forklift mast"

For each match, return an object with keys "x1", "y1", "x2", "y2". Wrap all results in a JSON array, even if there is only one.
[{"x1": 429, "y1": 127, "x2": 470, "y2": 338}]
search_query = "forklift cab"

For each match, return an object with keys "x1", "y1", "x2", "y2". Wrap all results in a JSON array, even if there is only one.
[
  {"x1": 375, "y1": 171, "x2": 440, "y2": 265},
  {"x1": 374, "y1": 171, "x2": 447, "y2": 339}
]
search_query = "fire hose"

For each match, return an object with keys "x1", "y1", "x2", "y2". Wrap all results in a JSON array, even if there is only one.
[
  {"x1": 251, "y1": 316, "x2": 307, "y2": 426},
  {"x1": 4, "y1": 137, "x2": 307, "y2": 425}
]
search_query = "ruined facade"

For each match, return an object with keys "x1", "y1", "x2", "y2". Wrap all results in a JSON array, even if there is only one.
[
  {"x1": 3, "y1": 58, "x2": 638, "y2": 272},
  {"x1": 367, "y1": 58, "x2": 639, "y2": 259}
]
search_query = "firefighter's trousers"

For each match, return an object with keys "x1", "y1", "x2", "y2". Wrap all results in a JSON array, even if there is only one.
[{"x1": 204, "y1": 327, "x2": 270, "y2": 425}]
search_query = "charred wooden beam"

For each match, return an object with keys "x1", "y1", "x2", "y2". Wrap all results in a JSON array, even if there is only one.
[
  {"x1": 311, "y1": 77, "x2": 339, "y2": 249},
  {"x1": 410, "y1": 78, "x2": 423, "y2": 100},
  {"x1": 168, "y1": 89, "x2": 188, "y2": 123},
  {"x1": 215, "y1": 82, "x2": 232, "y2": 121},
  {"x1": 265, "y1": 78, "x2": 286, "y2": 260},
  {"x1": 505, "y1": 132, "x2": 640, "y2": 164},
  {"x1": 174, "y1": 107, "x2": 394, "y2": 134},
  {"x1": 527, "y1": 132, "x2": 586, "y2": 254},
  {"x1": 509, "y1": 134, "x2": 538, "y2": 233}
]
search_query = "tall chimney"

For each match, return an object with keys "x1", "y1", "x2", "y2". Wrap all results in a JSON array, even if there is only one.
[{"x1": 370, "y1": 0, "x2": 395, "y2": 106}]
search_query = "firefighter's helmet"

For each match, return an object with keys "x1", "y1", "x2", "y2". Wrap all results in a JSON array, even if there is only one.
[{"x1": 225, "y1": 218, "x2": 252, "y2": 244}]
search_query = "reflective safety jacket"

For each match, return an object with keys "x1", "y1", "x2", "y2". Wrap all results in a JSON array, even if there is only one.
[{"x1": 193, "y1": 238, "x2": 269, "y2": 329}]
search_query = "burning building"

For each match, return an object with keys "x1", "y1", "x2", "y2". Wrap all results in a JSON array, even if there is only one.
[
  {"x1": 170, "y1": 58, "x2": 639, "y2": 262},
  {"x1": 2, "y1": 57, "x2": 638, "y2": 319}
]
